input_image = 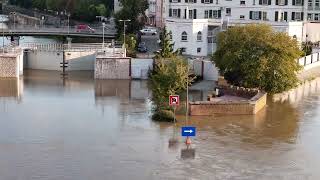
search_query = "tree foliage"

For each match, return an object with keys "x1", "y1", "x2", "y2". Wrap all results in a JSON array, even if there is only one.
[
  {"x1": 213, "y1": 24, "x2": 303, "y2": 94},
  {"x1": 149, "y1": 57, "x2": 194, "y2": 121},
  {"x1": 155, "y1": 27, "x2": 180, "y2": 59},
  {"x1": 114, "y1": 0, "x2": 148, "y2": 35},
  {"x1": 119, "y1": 33, "x2": 137, "y2": 57}
]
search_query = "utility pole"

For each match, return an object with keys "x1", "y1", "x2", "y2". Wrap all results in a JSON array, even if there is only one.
[{"x1": 119, "y1": 19, "x2": 131, "y2": 57}]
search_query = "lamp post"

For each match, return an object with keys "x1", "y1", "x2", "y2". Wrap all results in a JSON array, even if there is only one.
[
  {"x1": 2, "y1": 20, "x2": 4, "y2": 53},
  {"x1": 119, "y1": 19, "x2": 131, "y2": 57},
  {"x1": 102, "y1": 22, "x2": 105, "y2": 48},
  {"x1": 67, "y1": 13, "x2": 70, "y2": 35}
]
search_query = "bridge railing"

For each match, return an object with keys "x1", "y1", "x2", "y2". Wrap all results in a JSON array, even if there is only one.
[
  {"x1": 20, "y1": 42, "x2": 124, "y2": 55},
  {"x1": 4, "y1": 24, "x2": 116, "y2": 34}
]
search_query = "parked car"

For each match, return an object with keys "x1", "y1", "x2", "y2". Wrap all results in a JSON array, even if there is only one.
[
  {"x1": 137, "y1": 42, "x2": 148, "y2": 53},
  {"x1": 140, "y1": 28, "x2": 157, "y2": 35},
  {"x1": 75, "y1": 24, "x2": 95, "y2": 33}
]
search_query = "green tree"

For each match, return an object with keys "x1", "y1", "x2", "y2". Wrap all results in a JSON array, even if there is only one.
[
  {"x1": 114, "y1": 0, "x2": 148, "y2": 35},
  {"x1": 119, "y1": 33, "x2": 137, "y2": 57},
  {"x1": 302, "y1": 41, "x2": 313, "y2": 56},
  {"x1": 155, "y1": 27, "x2": 180, "y2": 59},
  {"x1": 149, "y1": 56, "x2": 194, "y2": 121},
  {"x1": 32, "y1": 0, "x2": 46, "y2": 9},
  {"x1": 213, "y1": 24, "x2": 303, "y2": 94}
]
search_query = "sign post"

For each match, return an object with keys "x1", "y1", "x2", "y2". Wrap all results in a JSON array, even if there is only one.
[{"x1": 169, "y1": 95, "x2": 179, "y2": 123}]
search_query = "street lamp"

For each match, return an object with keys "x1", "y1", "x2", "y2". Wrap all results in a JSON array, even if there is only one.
[
  {"x1": 102, "y1": 22, "x2": 105, "y2": 48},
  {"x1": 119, "y1": 19, "x2": 131, "y2": 57},
  {"x1": 67, "y1": 13, "x2": 70, "y2": 35}
]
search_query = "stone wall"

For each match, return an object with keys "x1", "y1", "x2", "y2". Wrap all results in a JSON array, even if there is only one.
[
  {"x1": 189, "y1": 90, "x2": 267, "y2": 115},
  {"x1": 95, "y1": 57, "x2": 131, "y2": 79},
  {"x1": 0, "y1": 53, "x2": 21, "y2": 78}
]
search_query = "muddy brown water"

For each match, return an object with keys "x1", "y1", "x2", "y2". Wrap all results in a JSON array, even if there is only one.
[{"x1": 0, "y1": 70, "x2": 319, "y2": 180}]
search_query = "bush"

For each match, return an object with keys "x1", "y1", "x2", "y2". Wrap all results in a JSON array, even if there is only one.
[{"x1": 152, "y1": 110, "x2": 175, "y2": 122}]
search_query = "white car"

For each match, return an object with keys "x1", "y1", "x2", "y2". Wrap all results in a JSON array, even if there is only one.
[{"x1": 140, "y1": 28, "x2": 157, "y2": 35}]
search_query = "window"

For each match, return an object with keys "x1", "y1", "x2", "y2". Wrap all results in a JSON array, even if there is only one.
[
  {"x1": 169, "y1": 9, "x2": 181, "y2": 17},
  {"x1": 240, "y1": 0, "x2": 246, "y2": 4},
  {"x1": 293, "y1": 0, "x2": 302, "y2": 5},
  {"x1": 253, "y1": 0, "x2": 256, "y2": 4},
  {"x1": 250, "y1": 11, "x2": 261, "y2": 20},
  {"x1": 197, "y1": 48, "x2": 201, "y2": 53},
  {"x1": 240, "y1": 15, "x2": 245, "y2": 19},
  {"x1": 173, "y1": 9, "x2": 178, "y2": 17},
  {"x1": 308, "y1": 13, "x2": 312, "y2": 20},
  {"x1": 292, "y1": 12, "x2": 303, "y2": 20},
  {"x1": 189, "y1": 10, "x2": 193, "y2": 19},
  {"x1": 204, "y1": 10, "x2": 209, "y2": 18},
  {"x1": 213, "y1": 10, "x2": 218, "y2": 18},
  {"x1": 169, "y1": 31, "x2": 173, "y2": 40},
  {"x1": 226, "y1": 8, "x2": 231, "y2": 16},
  {"x1": 315, "y1": 14, "x2": 319, "y2": 21},
  {"x1": 204, "y1": 0, "x2": 211, "y2": 3},
  {"x1": 181, "y1": 47, "x2": 186, "y2": 53},
  {"x1": 278, "y1": 0, "x2": 286, "y2": 5},
  {"x1": 197, "y1": 31, "x2": 202, "y2": 41},
  {"x1": 308, "y1": 0, "x2": 313, "y2": 9},
  {"x1": 316, "y1": 0, "x2": 320, "y2": 9},
  {"x1": 181, "y1": 31, "x2": 188, "y2": 41},
  {"x1": 261, "y1": 0, "x2": 269, "y2": 5},
  {"x1": 262, "y1": 12, "x2": 268, "y2": 20}
]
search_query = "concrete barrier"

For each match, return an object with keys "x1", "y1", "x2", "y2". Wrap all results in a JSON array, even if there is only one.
[
  {"x1": 189, "y1": 86, "x2": 267, "y2": 115},
  {"x1": 131, "y1": 58, "x2": 153, "y2": 79},
  {"x1": 0, "y1": 52, "x2": 23, "y2": 78},
  {"x1": 95, "y1": 57, "x2": 131, "y2": 79}
]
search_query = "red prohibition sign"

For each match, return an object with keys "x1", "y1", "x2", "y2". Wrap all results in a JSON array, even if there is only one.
[{"x1": 169, "y1": 95, "x2": 180, "y2": 106}]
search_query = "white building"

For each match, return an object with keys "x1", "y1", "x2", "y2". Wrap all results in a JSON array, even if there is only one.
[{"x1": 164, "y1": 0, "x2": 320, "y2": 56}]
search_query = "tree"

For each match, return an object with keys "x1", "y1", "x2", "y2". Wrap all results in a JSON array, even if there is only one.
[
  {"x1": 149, "y1": 56, "x2": 194, "y2": 121},
  {"x1": 302, "y1": 41, "x2": 313, "y2": 56},
  {"x1": 119, "y1": 33, "x2": 137, "y2": 57},
  {"x1": 213, "y1": 24, "x2": 303, "y2": 94},
  {"x1": 155, "y1": 27, "x2": 180, "y2": 59},
  {"x1": 114, "y1": 0, "x2": 148, "y2": 35}
]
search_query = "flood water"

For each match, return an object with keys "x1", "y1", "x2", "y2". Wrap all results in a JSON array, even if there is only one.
[{"x1": 0, "y1": 70, "x2": 320, "y2": 180}]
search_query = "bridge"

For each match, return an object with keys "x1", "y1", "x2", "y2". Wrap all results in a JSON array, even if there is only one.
[{"x1": 0, "y1": 25, "x2": 117, "y2": 38}]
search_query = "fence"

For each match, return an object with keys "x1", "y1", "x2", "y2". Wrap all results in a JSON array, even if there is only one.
[{"x1": 298, "y1": 52, "x2": 320, "y2": 70}]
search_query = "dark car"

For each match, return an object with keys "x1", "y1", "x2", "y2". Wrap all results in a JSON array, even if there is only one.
[{"x1": 137, "y1": 42, "x2": 148, "y2": 53}]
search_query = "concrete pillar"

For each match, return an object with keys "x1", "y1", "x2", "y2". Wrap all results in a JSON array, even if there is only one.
[{"x1": 0, "y1": 52, "x2": 23, "y2": 78}]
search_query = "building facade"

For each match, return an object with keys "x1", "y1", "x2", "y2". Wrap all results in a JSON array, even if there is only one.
[{"x1": 164, "y1": 0, "x2": 320, "y2": 56}]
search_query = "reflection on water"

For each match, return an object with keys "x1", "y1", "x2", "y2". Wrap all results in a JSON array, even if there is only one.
[{"x1": 0, "y1": 70, "x2": 320, "y2": 179}]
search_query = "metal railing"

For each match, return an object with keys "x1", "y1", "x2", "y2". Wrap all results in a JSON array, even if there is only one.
[{"x1": 1, "y1": 24, "x2": 116, "y2": 35}]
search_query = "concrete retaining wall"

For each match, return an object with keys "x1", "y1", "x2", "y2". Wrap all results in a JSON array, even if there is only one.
[
  {"x1": 26, "y1": 51, "x2": 96, "y2": 71},
  {"x1": 131, "y1": 58, "x2": 153, "y2": 79},
  {"x1": 298, "y1": 52, "x2": 320, "y2": 71},
  {"x1": 273, "y1": 77, "x2": 320, "y2": 104},
  {"x1": 26, "y1": 51, "x2": 62, "y2": 70},
  {"x1": 189, "y1": 59, "x2": 219, "y2": 81},
  {"x1": 95, "y1": 57, "x2": 131, "y2": 79},
  {"x1": 189, "y1": 90, "x2": 267, "y2": 115},
  {"x1": 66, "y1": 51, "x2": 96, "y2": 71}
]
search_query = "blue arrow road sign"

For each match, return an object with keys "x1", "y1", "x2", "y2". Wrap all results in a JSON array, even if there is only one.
[{"x1": 181, "y1": 127, "x2": 196, "y2": 137}]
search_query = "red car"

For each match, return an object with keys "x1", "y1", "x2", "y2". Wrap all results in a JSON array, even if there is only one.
[{"x1": 75, "y1": 24, "x2": 95, "y2": 33}]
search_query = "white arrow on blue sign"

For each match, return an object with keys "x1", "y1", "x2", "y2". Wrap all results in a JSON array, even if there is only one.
[{"x1": 181, "y1": 127, "x2": 196, "y2": 137}]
